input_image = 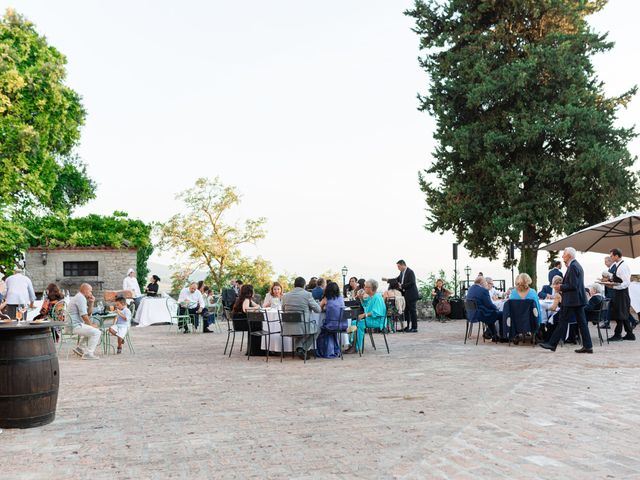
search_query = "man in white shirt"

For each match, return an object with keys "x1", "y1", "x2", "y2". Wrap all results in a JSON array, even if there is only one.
[
  {"x1": 485, "y1": 277, "x2": 500, "y2": 300},
  {"x1": 68, "y1": 283, "x2": 102, "y2": 360},
  {"x1": 1, "y1": 266, "x2": 36, "y2": 319},
  {"x1": 177, "y1": 282, "x2": 205, "y2": 333},
  {"x1": 608, "y1": 248, "x2": 635, "y2": 341}
]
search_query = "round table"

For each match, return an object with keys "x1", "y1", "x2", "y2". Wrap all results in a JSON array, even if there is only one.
[
  {"x1": 0, "y1": 321, "x2": 65, "y2": 428},
  {"x1": 135, "y1": 296, "x2": 174, "y2": 327}
]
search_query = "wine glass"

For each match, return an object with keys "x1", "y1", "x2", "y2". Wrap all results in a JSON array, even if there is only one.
[{"x1": 16, "y1": 303, "x2": 25, "y2": 325}]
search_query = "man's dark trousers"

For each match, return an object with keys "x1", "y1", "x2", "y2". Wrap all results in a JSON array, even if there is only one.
[{"x1": 548, "y1": 305, "x2": 592, "y2": 349}]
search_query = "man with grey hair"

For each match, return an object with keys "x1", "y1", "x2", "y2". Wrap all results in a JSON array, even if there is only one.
[{"x1": 540, "y1": 247, "x2": 593, "y2": 353}]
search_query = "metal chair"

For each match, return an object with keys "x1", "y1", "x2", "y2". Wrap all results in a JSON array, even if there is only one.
[
  {"x1": 385, "y1": 298, "x2": 405, "y2": 333},
  {"x1": 228, "y1": 311, "x2": 250, "y2": 357},
  {"x1": 360, "y1": 311, "x2": 390, "y2": 356},
  {"x1": 278, "y1": 310, "x2": 317, "y2": 363},
  {"x1": 503, "y1": 299, "x2": 538, "y2": 346},
  {"x1": 320, "y1": 307, "x2": 352, "y2": 359},
  {"x1": 463, "y1": 299, "x2": 484, "y2": 345},
  {"x1": 246, "y1": 310, "x2": 279, "y2": 362},
  {"x1": 588, "y1": 297, "x2": 610, "y2": 346},
  {"x1": 166, "y1": 298, "x2": 194, "y2": 334},
  {"x1": 222, "y1": 307, "x2": 244, "y2": 356}
]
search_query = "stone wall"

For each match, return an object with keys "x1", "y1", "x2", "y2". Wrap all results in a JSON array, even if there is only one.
[{"x1": 25, "y1": 248, "x2": 138, "y2": 301}]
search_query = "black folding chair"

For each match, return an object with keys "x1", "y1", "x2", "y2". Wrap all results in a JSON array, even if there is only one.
[
  {"x1": 463, "y1": 299, "x2": 484, "y2": 345},
  {"x1": 278, "y1": 310, "x2": 317, "y2": 363},
  {"x1": 503, "y1": 299, "x2": 538, "y2": 346},
  {"x1": 246, "y1": 310, "x2": 278, "y2": 362},
  {"x1": 385, "y1": 298, "x2": 405, "y2": 333},
  {"x1": 587, "y1": 297, "x2": 610, "y2": 347},
  {"x1": 227, "y1": 310, "x2": 248, "y2": 357},
  {"x1": 360, "y1": 312, "x2": 390, "y2": 356},
  {"x1": 320, "y1": 307, "x2": 351, "y2": 360}
]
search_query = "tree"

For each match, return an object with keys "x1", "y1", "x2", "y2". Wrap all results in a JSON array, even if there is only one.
[
  {"x1": 158, "y1": 177, "x2": 268, "y2": 292},
  {"x1": 406, "y1": 0, "x2": 639, "y2": 285},
  {"x1": 0, "y1": 9, "x2": 94, "y2": 270},
  {"x1": 224, "y1": 256, "x2": 274, "y2": 295}
]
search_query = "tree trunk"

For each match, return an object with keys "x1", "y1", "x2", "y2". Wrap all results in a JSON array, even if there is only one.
[{"x1": 518, "y1": 225, "x2": 538, "y2": 289}]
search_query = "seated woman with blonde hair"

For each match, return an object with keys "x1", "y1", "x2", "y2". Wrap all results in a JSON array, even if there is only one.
[{"x1": 509, "y1": 273, "x2": 543, "y2": 325}]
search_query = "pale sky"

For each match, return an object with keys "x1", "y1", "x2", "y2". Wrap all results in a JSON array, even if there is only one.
[{"x1": 6, "y1": 0, "x2": 640, "y2": 286}]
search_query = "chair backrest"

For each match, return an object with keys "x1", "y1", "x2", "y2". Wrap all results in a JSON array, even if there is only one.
[
  {"x1": 504, "y1": 299, "x2": 536, "y2": 335},
  {"x1": 246, "y1": 311, "x2": 267, "y2": 333},
  {"x1": 463, "y1": 299, "x2": 478, "y2": 322},
  {"x1": 280, "y1": 310, "x2": 304, "y2": 323},
  {"x1": 344, "y1": 300, "x2": 360, "y2": 309},
  {"x1": 596, "y1": 297, "x2": 611, "y2": 324},
  {"x1": 231, "y1": 312, "x2": 249, "y2": 331}
]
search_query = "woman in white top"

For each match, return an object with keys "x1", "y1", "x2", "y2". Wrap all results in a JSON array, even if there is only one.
[{"x1": 262, "y1": 282, "x2": 284, "y2": 309}]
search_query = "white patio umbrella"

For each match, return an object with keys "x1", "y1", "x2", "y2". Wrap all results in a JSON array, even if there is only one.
[{"x1": 540, "y1": 212, "x2": 640, "y2": 258}]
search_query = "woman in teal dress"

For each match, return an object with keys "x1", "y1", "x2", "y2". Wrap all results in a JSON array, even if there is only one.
[
  {"x1": 509, "y1": 273, "x2": 543, "y2": 325},
  {"x1": 346, "y1": 279, "x2": 386, "y2": 353}
]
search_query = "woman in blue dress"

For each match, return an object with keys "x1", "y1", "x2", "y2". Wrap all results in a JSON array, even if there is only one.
[{"x1": 316, "y1": 282, "x2": 345, "y2": 358}]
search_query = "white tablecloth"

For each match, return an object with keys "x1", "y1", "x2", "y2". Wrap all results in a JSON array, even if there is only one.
[
  {"x1": 26, "y1": 300, "x2": 43, "y2": 321},
  {"x1": 629, "y1": 282, "x2": 640, "y2": 313},
  {"x1": 135, "y1": 296, "x2": 175, "y2": 327},
  {"x1": 260, "y1": 309, "x2": 351, "y2": 352}
]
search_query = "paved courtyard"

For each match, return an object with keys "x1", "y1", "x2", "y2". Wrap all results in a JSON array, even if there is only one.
[{"x1": 3, "y1": 321, "x2": 640, "y2": 479}]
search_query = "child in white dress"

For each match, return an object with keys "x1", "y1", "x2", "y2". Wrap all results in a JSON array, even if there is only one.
[{"x1": 109, "y1": 297, "x2": 131, "y2": 354}]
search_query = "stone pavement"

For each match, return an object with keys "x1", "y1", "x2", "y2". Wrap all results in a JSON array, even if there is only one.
[{"x1": 2, "y1": 321, "x2": 640, "y2": 480}]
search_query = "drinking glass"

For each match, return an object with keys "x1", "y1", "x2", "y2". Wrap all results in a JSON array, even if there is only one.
[{"x1": 16, "y1": 303, "x2": 25, "y2": 325}]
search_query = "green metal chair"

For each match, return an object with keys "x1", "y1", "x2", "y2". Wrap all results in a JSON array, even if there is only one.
[{"x1": 166, "y1": 298, "x2": 194, "y2": 334}]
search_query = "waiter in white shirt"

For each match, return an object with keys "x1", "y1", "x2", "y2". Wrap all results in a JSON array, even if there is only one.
[
  {"x1": 123, "y1": 268, "x2": 143, "y2": 311},
  {"x1": 607, "y1": 248, "x2": 635, "y2": 341},
  {"x1": 177, "y1": 282, "x2": 205, "y2": 333},
  {"x1": 1, "y1": 266, "x2": 36, "y2": 318}
]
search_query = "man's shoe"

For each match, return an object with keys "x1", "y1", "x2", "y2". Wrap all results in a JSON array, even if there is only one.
[
  {"x1": 539, "y1": 343, "x2": 556, "y2": 352},
  {"x1": 623, "y1": 333, "x2": 636, "y2": 341},
  {"x1": 609, "y1": 335, "x2": 623, "y2": 342},
  {"x1": 403, "y1": 327, "x2": 411, "y2": 332},
  {"x1": 408, "y1": 328, "x2": 418, "y2": 333},
  {"x1": 81, "y1": 353, "x2": 99, "y2": 360},
  {"x1": 203, "y1": 328, "x2": 212, "y2": 333},
  {"x1": 117, "y1": 347, "x2": 122, "y2": 354},
  {"x1": 483, "y1": 330, "x2": 492, "y2": 339},
  {"x1": 295, "y1": 347, "x2": 306, "y2": 360},
  {"x1": 575, "y1": 347, "x2": 593, "y2": 354},
  {"x1": 72, "y1": 346, "x2": 84, "y2": 357}
]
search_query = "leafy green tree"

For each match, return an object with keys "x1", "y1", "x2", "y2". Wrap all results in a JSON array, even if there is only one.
[
  {"x1": 0, "y1": 9, "x2": 95, "y2": 270},
  {"x1": 406, "y1": 0, "x2": 638, "y2": 286},
  {"x1": 158, "y1": 177, "x2": 268, "y2": 293}
]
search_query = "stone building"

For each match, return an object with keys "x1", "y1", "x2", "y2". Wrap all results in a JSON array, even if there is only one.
[{"x1": 24, "y1": 247, "x2": 138, "y2": 301}]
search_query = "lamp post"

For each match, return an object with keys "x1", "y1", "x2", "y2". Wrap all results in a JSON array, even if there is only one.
[
  {"x1": 341, "y1": 265, "x2": 348, "y2": 291},
  {"x1": 464, "y1": 265, "x2": 471, "y2": 296}
]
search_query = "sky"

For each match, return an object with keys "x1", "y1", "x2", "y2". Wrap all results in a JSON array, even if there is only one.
[{"x1": 5, "y1": 0, "x2": 640, "y2": 287}]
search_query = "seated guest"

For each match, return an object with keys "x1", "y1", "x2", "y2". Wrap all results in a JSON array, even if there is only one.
[
  {"x1": 231, "y1": 284, "x2": 262, "y2": 355},
  {"x1": 312, "y1": 278, "x2": 326, "y2": 301},
  {"x1": 510, "y1": 273, "x2": 543, "y2": 325},
  {"x1": 546, "y1": 276, "x2": 564, "y2": 324},
  {"x1": 305, "y1": 277, "x2": 318, "y2": 292},
  {"x1": 344, "y1": 276, "x2": 358, "y2": 298},
  {"x1": 538, "y1": 284, "x2": 553, "y2": 299},
  {"x1": 584, "y1": 283, "x2": 604, "y2": 324},
  {"x1": 177, "y1": 282, "x2": 206, "y2": 333},
  {"x1": 108, "y1": 296, "x2": 131, "y2": 354},
  {"x1": 262, "y1": 282, "x2": 284, "y2": 309},
  {"x1": 357, "y1": 278, "x2": 366, "y2": 291},
  {"x1": 34, "y1": 283, "x2": 65, "y2": 320},
  {"x1": 431, "y1": 278, "x2": 451, "y2": 311},
  {"x1": 146, "y1": 275, "x2": 160, "y2": 296},
  {"x1": 316, "y1": 281, "x2": 345, "y2": 358},
  {"x1": 222, "y1": 279, "x2": 240, "y2": 309},
  {"x1": 383, "y1": 279, "x2": 406, "y2": 314},
  {"x1": 68, "y1": 283, "x2": 102, "y2": 360},
  {"x1": 283, "y1": 277, "x2": 321, "y2": 358},
  {"x1": 485, "y1": 277, "x2": 500, "y2": 300},
  {"x1": 345, "y1": 279, "x2": 387, "y2": 354},
  {"x1": 465, "y1": 276, "x2": 500, "y2": 341}
]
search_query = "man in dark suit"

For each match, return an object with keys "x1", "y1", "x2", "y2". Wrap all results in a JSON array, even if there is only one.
[
  {"x1": 384, "y1": 260, "x2": 420, "y2": 332},
  {"x1": 465, "y1": 276, "x2": 500, "y2": 340},
  {"x1": 222, "y1": 279, "x2": 241, "y2": 309},
  {"x1": 540, "y1": 247, "x2": 593, "y2": 353}
]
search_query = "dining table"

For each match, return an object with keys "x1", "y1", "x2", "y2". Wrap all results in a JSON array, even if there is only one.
[{"x1": 259, "y1": 308, "x2": 352, "y2": 353}]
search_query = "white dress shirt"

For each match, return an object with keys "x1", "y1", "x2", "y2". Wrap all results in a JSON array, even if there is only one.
[
  {"x1": 4, "y1": 273, "x2": 36, "y2": 305},
  {"x1": 123, "y1": 275, "x2": 142, "y2": 297},
  {"x1": 178, "y1": 288, "x2": 205, "y2": 310},
  {"x1": 612, "y1": 260, "x2": 631, "y2": 290}
]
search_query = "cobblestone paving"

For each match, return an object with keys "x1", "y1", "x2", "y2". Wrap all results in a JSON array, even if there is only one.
[{"x1": 2, "y1": 322, "x2": 640, "y2": 479}]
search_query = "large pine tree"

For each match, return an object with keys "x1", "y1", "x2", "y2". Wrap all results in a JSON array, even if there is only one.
[{"x1": 406, "y1": 0, "x2": 638, "y2": 284}]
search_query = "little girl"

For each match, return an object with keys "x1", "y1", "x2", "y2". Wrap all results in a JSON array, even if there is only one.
[{"x1": 109, "y1": 296, "x2": 131, "y2": 354}]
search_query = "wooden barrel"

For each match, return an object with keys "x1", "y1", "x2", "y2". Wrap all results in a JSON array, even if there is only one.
[{"x1": 0, "y1": 326, "x2": 59, "y2": 428}]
